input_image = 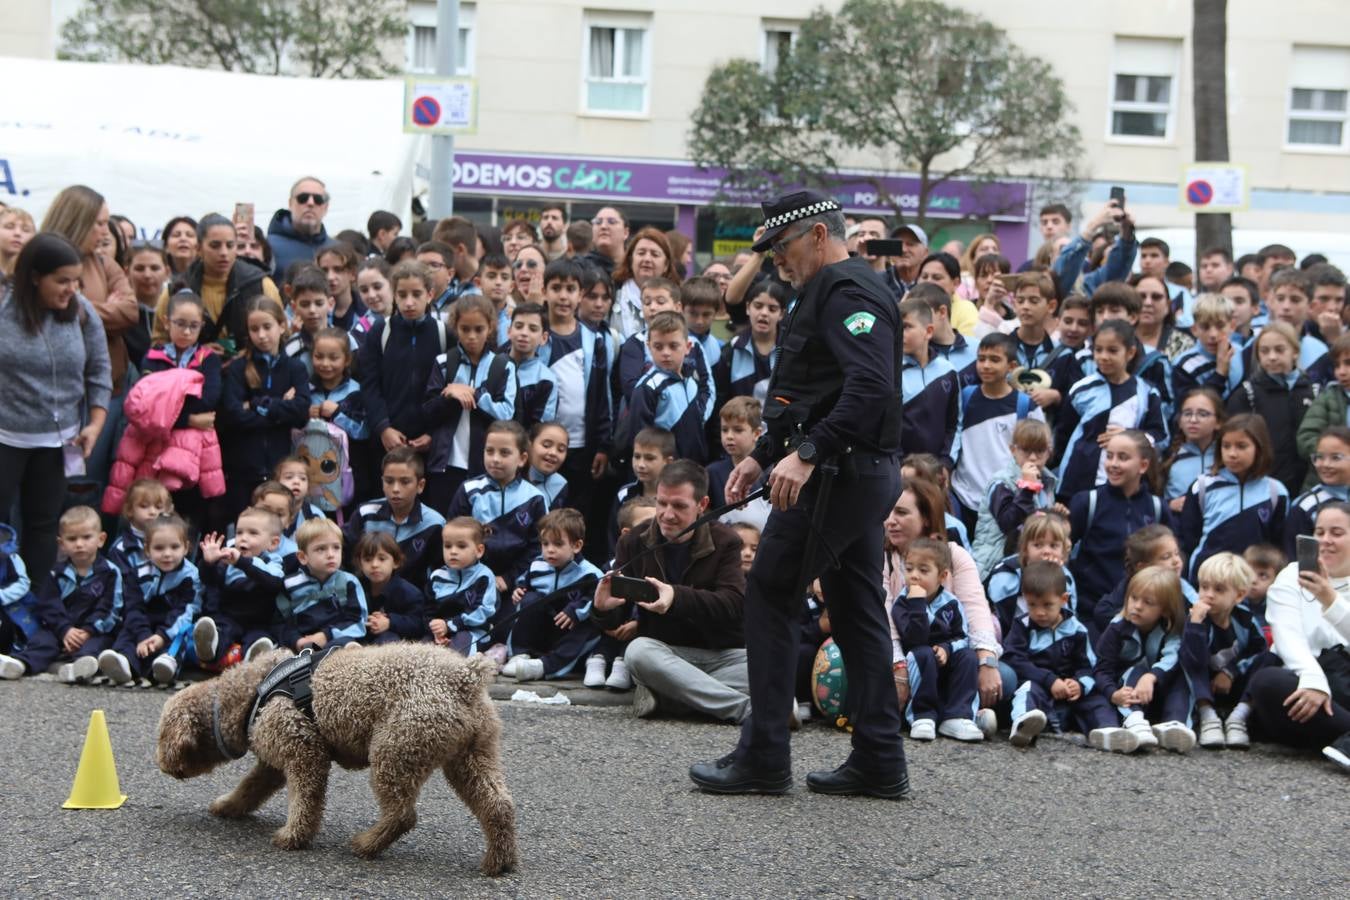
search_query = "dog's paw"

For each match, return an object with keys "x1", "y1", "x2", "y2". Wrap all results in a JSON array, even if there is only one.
[
  {"x1": 480, "y1": 843, "x2": 519, "y2": 877},
  {"x1": 271, "y1": 827, "x2": 312, "y2": 851},
  {"x1": 349, "y1": 830, "x2": 387, "y2": 860},
  {"x1": 208, "y1": 795, "x2": 250, "y2": 819}
]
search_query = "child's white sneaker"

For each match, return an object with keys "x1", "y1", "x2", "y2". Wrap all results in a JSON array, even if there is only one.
[
  {"x1": 244, "y1": 637, "x2": 274, "y2": 662},
  {"x1": 193, "y1": 616, "x2": 218, "y2": 663},
  {"x1": 583, "y1": 653, "x2": 607, "y2": 688},
  {"x1": 605, "y1": 657, "x2": 633, "y2": 691},
  {"x1": 58, "y1": 655, "x2": 99, "y2": 684},
  {"x1": 98, "y1": 649, "x2": 133, "y2": 684},
  {"x1": 151, "y1": 654, "x2": 178, "y2": 685},
  {"x1": 1151, "y1": 721, "x2": 1196, "y2": 754},
  {"x1": 1125, "y1": 718, "x2": 1158, "y2": 749},
  {"x1": 514, "y1": 658, "x2": 545, "y2": 682},
  {"x1": 0, "y1": 653, "x2": 24, "y2": 680},
  {"x1": 501, "y1": 654, "x2": 531, "y2": 678},
  {"x1": 1198, "y1": 717, "x2": 1225, "y2": 749},
  {"x1": 1088, "y1": 727, "x2": 1141, "y2": 754},
  {"x1": 1224, "y1": 717, "x2": 1250, "y2": 749},
  {"x1": 938, "y1": 718, "x2": 986, "y2": 742},
  {"x1": 975, "y1": 707, "x2": 998, "y2": 739},
  {"x1": 910, "y1": 718, "x2": 937, "y2": 741},
  {"x1": 1009, "y1": 709, "x2": 1047, "y2": 748}
]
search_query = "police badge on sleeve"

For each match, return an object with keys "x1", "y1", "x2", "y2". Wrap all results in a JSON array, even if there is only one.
[{"x1": 844, "y1": 312, "x2": 876, "y2": 336}]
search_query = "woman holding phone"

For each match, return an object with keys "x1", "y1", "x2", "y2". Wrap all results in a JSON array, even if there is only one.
[{"x1": 1249, "y1": 502, "x2": 1350, "y2": 771}]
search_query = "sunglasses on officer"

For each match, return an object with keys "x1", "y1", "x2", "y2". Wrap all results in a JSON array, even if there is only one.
[{"x1": 770, "y1": 222, "x2": 817, "y2": 257}]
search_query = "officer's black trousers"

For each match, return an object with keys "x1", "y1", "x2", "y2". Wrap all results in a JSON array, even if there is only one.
[{"x1": 735, "y1": 453, "x2": 906, "y2": 775}]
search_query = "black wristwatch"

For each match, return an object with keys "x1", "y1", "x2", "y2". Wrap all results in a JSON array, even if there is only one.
[{"x1": 795, "y1": 440, "x2": 818, "y2": 464}]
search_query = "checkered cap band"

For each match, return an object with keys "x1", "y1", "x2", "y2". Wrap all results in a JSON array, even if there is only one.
[{"x1": 764, "y1": 200, "x2": 842, "y2": 229}]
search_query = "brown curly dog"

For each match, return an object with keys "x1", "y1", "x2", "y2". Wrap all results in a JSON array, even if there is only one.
[{"x1": 156, "y1": 643, "x2": 518, "y2": 876}]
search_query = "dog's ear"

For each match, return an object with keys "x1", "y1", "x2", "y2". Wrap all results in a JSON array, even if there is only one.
[{"x1": 156, "y1": 685, "x2": 215, "y2": 778}]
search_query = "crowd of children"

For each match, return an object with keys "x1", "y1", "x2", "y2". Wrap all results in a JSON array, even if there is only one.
[{"x1": 1, "y1": 200, "x2": 1348, "y2": 770}]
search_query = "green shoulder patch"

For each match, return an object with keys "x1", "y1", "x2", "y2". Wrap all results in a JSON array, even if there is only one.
[{"x1": 843, "y1": 311, "x2": 876, "y2": 336}]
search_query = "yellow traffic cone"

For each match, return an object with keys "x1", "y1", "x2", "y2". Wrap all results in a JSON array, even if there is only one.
[{"x1": 63, "y1": 709, "x2": 127, "y2": 809}]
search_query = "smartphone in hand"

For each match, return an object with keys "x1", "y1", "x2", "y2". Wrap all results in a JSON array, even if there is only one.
[
  {"x1": 1297, "y1": 534, "x2": 1320, "y2": 574},
  {"x1": 610, "y1": 575, "x2": 659, "y2": 604}
]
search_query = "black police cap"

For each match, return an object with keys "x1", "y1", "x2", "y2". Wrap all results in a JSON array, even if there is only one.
[{"x1": 751, "y1": 190, "x2": 843, "y2": 253}]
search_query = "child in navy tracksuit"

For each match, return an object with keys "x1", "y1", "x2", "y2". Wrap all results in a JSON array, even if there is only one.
[
  {"x1": 1283, "y1": 426, "x2": 1350, "y2": 560},
  {"x1": 505, "y1": 304, "x2": 558, "y2": 429},
  {"x1": 448, "y1": 421, "x2": 548, "y2": 593},
  {"x1": 354, "y1": 532, "x2": 425, "y2": 645},
  {"x1": 898, "y1": 298, "x2": 961, "y2": 468},
  {"x1": 102, "y1": 516, "x2": 202, "y2": 685},
  {"x1": 422, "y1": 294, "x2": 518, "y2": 511},
  {"x1": 1169, "y1": 293, "x2": 1243, "y2": 407},
  {"x1": 984, "y1": 511, "x2": 1077, "y2": 638},
  {"x1": 1090, "y1": 523, "x2": 1197, "y2": 642},
  {"x1": 1160, "y1": 388, "x2": 1223, "y2": 510},
  {"x1": 1054, "y1": 319, "x2": 1167, "y2": 501},
  {"x1": 193, "y1": 507, "x2": 287, "y2": 668},
  {"x1": 0, "y1": 508, "x2": 122, "y2": 682},
  {"x1": 891, "y1": 539, "x2": 983, "y2": 742},
  {"x1": 506, "y1": 509, "x2": 605, "y2": 680},
  {"x1": 307, "y1": 326, "x2": 372, "y2": 505},
  {"x1": 1093, "y1": 566, "x2": 1195, "y2": 753},
  {"x1": 425, "y1": 517, "x2": 498, "y2": 654},
  {"x1": 1069, "y1": 429, "x2": 1172, "y2": 629},
  {"x1": 620, "y1": 312, "x2": 713, "y2": 464},
  {"x1": 1178, "y1": 413, "x2": 1288, "y2": 582},
  {"x1": 219, "y1": 296, "x2": 312, "y2": 521},
  {"x1": 972, "y1": 419, "x2": 1059, "y2": 579},
  {"x1": 277, "y1": 518, "x2": 367, "y2": 650},
  {"x1": 107, "y1": 479, "x2": 174, "y2": 578},
  {"x1": 1002, "y1": 561, "x2": 1120, "y2": 749},
  {"x1": 344, "y1": 447, "x2": 446, "y2": 590},
  {"x1": 358, "y1": 261, "x2": 454, "y2": 488},
  {"x1": 712, "y1": 281, "x2": 782, "y2": 404},
  {"x1": 273, "y1": 458, "x2": 327, "y2": 540},
  {"x1": 527, "y1": 423, "x2": 570, "y2": 510},
  {"x1": 1182, "y1": 552, "x2": 1277, "y2": 750}
]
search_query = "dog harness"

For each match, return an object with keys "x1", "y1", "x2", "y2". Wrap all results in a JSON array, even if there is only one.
[{"x1": 212, "y1": 646, "x2": 334, "y2": 761}]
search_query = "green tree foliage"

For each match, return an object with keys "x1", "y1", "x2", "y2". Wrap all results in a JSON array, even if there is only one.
[
  {"x1": 689, "y1": 0, "x2": 1084, "y2": 226},
  {"x1": 59, "y1": 0, "x2": 408, "y2": 79}
]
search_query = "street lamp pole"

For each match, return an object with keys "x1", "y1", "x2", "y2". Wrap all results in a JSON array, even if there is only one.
[{"x1": 428, "y1": 0, "x2": 459, "y2": 219}]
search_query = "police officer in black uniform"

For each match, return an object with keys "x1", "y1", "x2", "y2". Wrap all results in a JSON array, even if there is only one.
[{"x1": 689, "y1": 191, "x2": 908, "y2": 799}]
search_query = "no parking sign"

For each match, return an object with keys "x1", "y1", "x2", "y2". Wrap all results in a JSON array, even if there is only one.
[
  {"x1": 1179, "y1": 163, "x2": 1247, "y2": 213},
  {"x1": 403, "y1": 76, "x2": 477, "y2": 135}
]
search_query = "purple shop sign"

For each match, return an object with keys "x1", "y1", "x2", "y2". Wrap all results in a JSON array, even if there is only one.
[{"x1": 449, "y1": 151, "x2": 1030, "y2": 222}]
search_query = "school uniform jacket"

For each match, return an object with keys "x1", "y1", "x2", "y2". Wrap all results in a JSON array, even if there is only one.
[
  {"x1": 1285, "y1": 484, "x2": 1349, "y2": 560},
  {"x1": 1164, "y1": 441, "x2": 1215, "y2": 501},
  {"x1": 1180, "y1": 602, "x2": 1268, "y2": 682},
  {"x1": 900, "y1": 354, "x2": 961, "y2": 468},
  {"x1": 219, "y1": 352, "x2": 312, "y2": 478},
  {"x1": 528, "y1": 466, "x2": 569, "y2": 511},
  {"x1": 612, "y1": 334, "x2": 715, "y2": 416},
  {"x1": 512, "y1": 354, "x2": 559, "y2": 429},
  {"x1": 1170, "y1": 344, "x2": 1243, "y2": 406},
  {"x1": 448, "y1": 476, "x2": 548, "y2": 586},
  {"x1": 201, "y1": 549, "x2": 286, "y2": 628},
  {"x1": 344, "y1": 500, "x2": 446, "y2": 590},
  {"x1": 951, "y1": 387, "x2": 1043, "y2": 512},
  {"x1": 309, "y1": 376, "x2": 369, "y2": 441},
  {"x1": 890, "y1": 587, "x2": 969, "y2": 657},
  {"x1": 625, "y1": 361, "x2": 713, "y2": 463},
  {"x1": 1093, "y1": 618, "x2": 1182, "y2": 700},
  {"x1": 1068, "y1": 484, "x2": 1173, "y2": 617},
  {"x1": 108, "y1": 526, "x2": 146, "y2": 579},
  {"x1": 542, "y1": 322, "x2": 614, "y2": 452},
  {"x1": 712, "y1": 331, "x2": 774, "y2": 404},
  {"x1": 278, "y1": 567, "x2": 367, "y2": 646},
  {"x1": 358, "y1": 313, "x2": 454, "y2": 441},
  {"x1": 516, "y1": 556, "x2": 605, "y2": 623},
  {"x1": 1179, "y1": 469, "x2": 1289, "y2": 582},
  {"x1": 929, "y1": 334, "x2": 978, "y2": 388},
  {"x1": 422, "y1": 348, "x2": 517, "y2": 474},
  {"x1": 983, "y1": 556, "x2": 1078, "y2": 639},
  {"x1": 34, "y1": 557, "x2": 124, "y2": 639},
  {"x1": 283, "y1": 328, "x2": 360, "y2": 378},
  {"x1": 362, "y1": 574, "x2": 426, "y2": 639},
  {"x1": 1001, "y1": 609, "x2": 1097, "y2": 693},
  {"x1": 1092, "y1": 575, "x2": 1199, "y2": 641},
  {"x1": 973, "y1": 461, "x2": 1058, "y2": 579},
  {"x1": 1053, "y1": 373, "x2": 1166, "y2": 499},
  {"x1": 426, "y1": 560, "x2": 498, "y2": 640},
  {"x1": 123, "y1": 558, "x2": 202, "y2": 647}
]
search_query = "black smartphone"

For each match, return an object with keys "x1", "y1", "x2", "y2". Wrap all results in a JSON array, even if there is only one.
[
  {"x1": 610, "y1": 574, "x2": 659, "y2": 603},
  {"x1": 1297, "y1": 535, "x2": 1320, "y2": 574},
  {"x1": 1109, "y1": 186, "x2": 1126, "y2": 209},
  {"x1": 864, "y1": 239, "x2": 907, "y2": 256}
]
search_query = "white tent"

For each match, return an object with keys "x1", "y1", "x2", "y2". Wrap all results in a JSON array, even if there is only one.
[{"x1": 0, "y1": 58, "x2": 422, "y2": 241}]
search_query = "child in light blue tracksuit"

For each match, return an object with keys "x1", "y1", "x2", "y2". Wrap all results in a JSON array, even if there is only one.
[
  {"x1": 426, "y1": 517, "x2": 498, "y2": 655},
  {"x1": 277, "y1": 518, "x2": 367, "y2": 650},
  {"x1": 104, "y1": 516, "x2": 202, "y2": 684}
]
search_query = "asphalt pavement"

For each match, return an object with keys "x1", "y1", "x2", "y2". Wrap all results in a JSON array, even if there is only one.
[{"x1": 0, "y1": 677, "x2": 1344, "y2": 897}]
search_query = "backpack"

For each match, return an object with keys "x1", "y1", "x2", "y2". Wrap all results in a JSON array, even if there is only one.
[
  {"x1": 961, "y1": 385, "x2": 1033, "y2": 421},
  {"x1": 436, "y1": 346, "x2": 510, "y2": 398},
  {"x1": 292, "y1": 419, "x2": 354, "y2": 514},
  {"x1": 1072, "y1": 489, "x2": 1163, "y2": 562},
  {"x1": 380, "y1": 317, "x2": 449, "y2": 354}
]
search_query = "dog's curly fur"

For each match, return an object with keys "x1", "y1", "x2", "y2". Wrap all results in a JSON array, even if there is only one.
[{"x1": 156, "y1": 643, "x2": 518, "y2": 876}]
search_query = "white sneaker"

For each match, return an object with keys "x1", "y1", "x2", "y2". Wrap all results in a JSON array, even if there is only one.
[
  {"x1": 98, "y1": 649, "x2": 133, "y2": 684},
  {"x1": 1009, "y1": 709, "x2": 1047, "y2": 748},
  {"x1": 58, "y1": 655, "x2": 99, "y2": 683},
  {"x1": 151, "y1": 654, "x2": 178, "y2": 685},
  {"x1": 1152, "y1": 721, "x2": 1196, "y2": 754},
  {"x1": 244, "y1": 637, "x2": 274, "y2": 662},
  {"x1": 501, "y1": 654, "x2": 531, "y2": 678},
  {"x1": 583, "y1": 654, "x2": 607, "y2": 688},
  {"x1": 1225, "y1": 717, "x2": 1250, "y2": 749},
  {"x1": 193, "y1": 616, "x2": 218, "y2": 663},
  {"x1": 514, "y1": 658, "x2": 545, "y2": 682},
  {"x1": 1198, "y1": 717, "x2": 1225, "y2": 749},
  {"x1": 1088, "y1": 727, "x2": 1141, "y2": 754},
  {"x1": 797, "y1": 701, "x2": 813, "y2": 724},
  {"x1": 631, "y1": 680, "x2": 658, "y2": 718},
  {"x1": 1126, "y1": 718, "x2": 1158, "y2": 749},
  {"x1": 0, "y1": 653, "x2": 24, "y2": 680},
  {"x1": 605, "y1": 657, "x2": 633, "y2": 691},
  {"x1": 938, "y1": 718, "x2": 986, "y2": 742},
  {"x1": 909, "y1": 718, "x2": 937, "y2": 741},
  {"x1": 975, "y1": 707, "x2": 998, "y2": 739}
]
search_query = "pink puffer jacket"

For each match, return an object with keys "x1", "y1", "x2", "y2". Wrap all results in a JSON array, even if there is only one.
[{"x1": 101, "y1": 368, "x2": 226, "y2": 513}]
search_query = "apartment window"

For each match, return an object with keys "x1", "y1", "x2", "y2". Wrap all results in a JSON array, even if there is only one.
[
  {"x1": 407, "y1": 3, "x2": 475, "y2": 75},
  {"x1": 1109, "y1": 38, "x2": 1180, "y2": 140},
  {"x1": 584, "y1": 14, "x2": 650, "y2": 115},
  {"x1": 762, "y1": 24, "x2": 798, "y2": 75},
  {"x1": 1288, "y1": 46, "x2": 1350, "y2": 149}
]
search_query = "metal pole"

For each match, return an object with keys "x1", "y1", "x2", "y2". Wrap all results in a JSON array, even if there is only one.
[{"x1": 428, "y1": 0, "x2": 459, "y2": 219}]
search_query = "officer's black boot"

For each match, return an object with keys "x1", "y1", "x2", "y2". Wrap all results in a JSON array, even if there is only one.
[
  {"x1": 805, "y1": 763, "x2": 910, "y2": 800},
  {"x1": 689, "y1": 753, "x2": 793, "y2": 796}
]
